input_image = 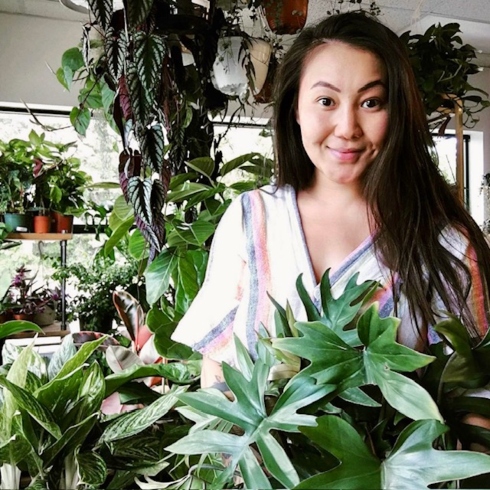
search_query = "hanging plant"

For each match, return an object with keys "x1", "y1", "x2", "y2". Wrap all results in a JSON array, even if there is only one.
[{"x1": 400, "y1": 23, "x2": 490, "y2": 129}]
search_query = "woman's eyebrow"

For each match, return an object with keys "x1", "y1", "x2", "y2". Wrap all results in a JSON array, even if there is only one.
[{"x1": 309, "y1": 79, "x2": 386, "y2": 93}]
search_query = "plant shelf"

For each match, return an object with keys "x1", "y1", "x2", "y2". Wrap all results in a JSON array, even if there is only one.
[{"x1": 7, "y1": 233, "x2": 73, "y2": 240}]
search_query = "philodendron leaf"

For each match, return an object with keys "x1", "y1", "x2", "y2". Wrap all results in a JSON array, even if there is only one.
[
  {"x1": 297, "y1": 415, "x2": 380, "y2": 489},
  {"x1": 299, "y1": 416, "x2": 490, "y2": 489},
  {"x1": 171, "y1": 338, "x2": 332, "y2": 489},
  {"x1": 383, "y1": 419, "x2": 490, "y2": 489},
  {"x1": 433, "y1": 315, "x2": 490, "y2": 388},
  {"x1": 274, "y1": 303, "x2": 439, "y2": 421}
]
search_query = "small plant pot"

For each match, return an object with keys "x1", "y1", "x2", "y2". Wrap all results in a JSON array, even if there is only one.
[
  {"x1": 33, "y1": 305, "x2": 57, "y2": 327},
  {"x1": 4, "y1": 213, "x2": 32, "y2": 232},
  {"x1": 51, "y1": 211, "x2": 74, "y2": 233},
  {"x1": 12, "y1": 312, "x2": 34, "y2": 322},
  {"x1": 33, "y1": 215, "x2": 52, "y2": 234},
  {"x1": 249, "y1": 39, "x2": 272, "y2": 94}
]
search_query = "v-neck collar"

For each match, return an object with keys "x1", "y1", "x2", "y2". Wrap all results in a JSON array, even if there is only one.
[{"x1": 288, "y1": 185, "x2": 375, "y2": 288}]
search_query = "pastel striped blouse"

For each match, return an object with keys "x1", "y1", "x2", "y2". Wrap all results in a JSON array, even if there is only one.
[{"x1": 171, "y1": 185, "x2": 488, "y2": 366}]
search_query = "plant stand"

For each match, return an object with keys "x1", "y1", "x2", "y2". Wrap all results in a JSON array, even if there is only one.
[{"x1": 6, "y1": 232, "x2": 73, "y2": 330}]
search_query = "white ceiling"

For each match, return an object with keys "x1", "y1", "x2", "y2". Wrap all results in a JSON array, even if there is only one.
[{"x1": 2, "y1": 0, "x2": 490, "y2": 59}]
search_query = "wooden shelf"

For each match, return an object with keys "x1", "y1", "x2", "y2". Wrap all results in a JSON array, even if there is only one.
[
  {"x1": 8, "y1": 330, "x2": 70, "y2": 339},
  {"x1": 7, "y1": 233, "x2": 73, "y2": 241}
]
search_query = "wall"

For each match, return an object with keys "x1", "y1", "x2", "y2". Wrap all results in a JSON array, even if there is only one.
[{"x1": 0, "y1": 11, "x2": 83, "y2": 107}]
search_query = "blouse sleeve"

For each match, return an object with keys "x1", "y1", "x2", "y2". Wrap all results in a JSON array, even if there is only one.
[
  {"x1": 170, "y1": 195, "x2": 248, "y2": 364},
  {"x1": 427, "y1": 227, "x2": 489, "y2": 344}
]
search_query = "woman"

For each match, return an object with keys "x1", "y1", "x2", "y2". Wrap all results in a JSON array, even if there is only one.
[{"x1": 172, "y1": 12, "x2": 490, "y2": 391}]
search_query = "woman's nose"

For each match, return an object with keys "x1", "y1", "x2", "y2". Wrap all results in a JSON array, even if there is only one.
[{"x1": 333, "y1": 106, "x2": 363, "y2": 140}]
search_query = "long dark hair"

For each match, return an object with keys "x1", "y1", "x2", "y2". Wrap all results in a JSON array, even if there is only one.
[{"x1": 273, "y1": 11, "x2": 490, "y2": 340}]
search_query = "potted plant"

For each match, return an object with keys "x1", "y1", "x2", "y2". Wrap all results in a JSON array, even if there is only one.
[
  {"x1": 31, "y1": 135, "x2": 92, "y2": 233},
  {"x1": 30, "y1": 284, "x2": 61, "y2": 327},
  {"x1": 56, "y1": 255, "x2": 143, "y2": 333},
  {"x1": 0, "y1": 137, "x2": 35, "y2": 232}
]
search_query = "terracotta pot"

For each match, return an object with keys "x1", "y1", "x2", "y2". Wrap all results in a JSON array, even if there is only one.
[
  {"x1": 12, "y1": 312, "x2": 34, "y2": 322},
  {"x1": 263, "y1": 0, "x2": 309, "y2": 35},
  {"x1": 51, "y1": 211, "x2": 74, "y2": 233},
  {"x1": 33, "y1": 215, "x2": 52, "y2": 234}
]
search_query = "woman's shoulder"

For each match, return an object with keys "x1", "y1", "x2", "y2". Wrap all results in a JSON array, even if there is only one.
[
  {"x1": 439, "y1": 224, "x2": 474, "y2": 258},
  {"x1": 237, "y1": 184, "x2": 295, "y2": 208}
]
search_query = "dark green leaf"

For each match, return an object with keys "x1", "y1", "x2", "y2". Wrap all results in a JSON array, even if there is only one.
[
  {"x1": 134, "y1": 32, "x2": 166, "y2": 91},
  {"x1": 77, "y1": 451, "x2": 107, "y2": 487},
  {"x1": 144, "y1": 248, "x2": 179, "y2": 304},
  {"x1": 87, "y1": 0, "x2": 113, "y2": 30},
  {"x1": 127, "y1": 0, "x2": 153, "y2": 27}
]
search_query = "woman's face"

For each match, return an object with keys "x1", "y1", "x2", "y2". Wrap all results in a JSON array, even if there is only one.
[{"x1": 296, "y1": 41, "x2": 389, "y2": 189}]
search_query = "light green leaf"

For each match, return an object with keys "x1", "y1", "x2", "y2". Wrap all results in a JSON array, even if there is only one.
[
  {"x1": 144, "y1": 248, "x2": 179, "y2": 305},
  {"x1": 167, "y1": 182, "x2": 211, "y2": 203},
  {"x1": 70, "y1": 106, "x2": 91, "y2": 136},
  {"x1": 383, "y1": 420, "x2": 490, "y2": 489},
  {"x1": 186, "y1": 157, "x2": 215, "y2": 180},
  {"x1": 238, "y1": 446, "x2": 272, "y2": 489},
  {"x1": 104, "y1": 215, "x2": 134, "y2": 255},
  {"x1": 0, "y1": 321, "x2": 43, "y2": 340}
]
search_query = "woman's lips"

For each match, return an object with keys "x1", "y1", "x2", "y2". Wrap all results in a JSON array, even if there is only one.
[{"x1": 329, "y1": 147, "x2": 363, "y2": 162}]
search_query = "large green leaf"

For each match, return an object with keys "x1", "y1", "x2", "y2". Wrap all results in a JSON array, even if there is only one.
[
  {"x1": 299, "y1": 417, "x2": 490, "y2": 489},
  {"x1": 144, "y1": 248, "x2": 179, "y2": 304},
  {"x1": 105, "y1": 27, "x2": 127, "y2": 80},
  {"x1": 104, "y1": 215, "x2": 134, "y2": 256},
  {"x1": 174, "y1": 250, "x2": 208, "y2": 314},
  {"x1": 186, "y1": 157, "x2": 215, "y2": 180},
  {"x1": 274, "y1": 303, "x2": 439, "y2": 421},
  {"x1": 0, "y1": 320, "x2": 43, "y2": 340},
  {"x1": 169, "y1": 341, "x2": 331, "y2": 489},
  {"x1": 298, "y1": 416, "x2": 380, "y2": 489},
  {"x1": 166, "y1": 182, "x2": 211, "y2": 204},
  {"x1": 105, "y1": 361, "x2": 200, "y2": 397},
  {"x1": 383, "y1": 420, "x2": 490, "y2": 489}
]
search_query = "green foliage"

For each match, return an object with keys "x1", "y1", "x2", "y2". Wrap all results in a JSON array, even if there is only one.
[
  {"x1": 2, "y1": 269, "x2": 490, "y2": 489},
  {"x1": 400, "y1": 23, "x2": 490, "y2": 129}
]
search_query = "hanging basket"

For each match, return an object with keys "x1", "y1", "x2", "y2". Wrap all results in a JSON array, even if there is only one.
[
  {"x1": 212, "y1": 36, "x2": 249, "y2": 97},
  {"x1": 263, "y1": 0, "x2": 309, "y2": 35}
]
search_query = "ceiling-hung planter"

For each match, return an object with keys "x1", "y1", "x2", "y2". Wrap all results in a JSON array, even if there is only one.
[
  {"x1": 249, "y1": 38, "x2": 272, "y2": 94},
  {"x1": 262, "y1": 0, "x2": 309, "y2": 35},
  {"x1": 212, "y1": 36, "x2": 249, "y2": 97}
]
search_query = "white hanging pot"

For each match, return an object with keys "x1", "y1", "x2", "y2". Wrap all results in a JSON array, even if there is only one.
[
  {"x1": 249, "y1": 39, "x2": 272, "y2": 94},
  {"x1": 212, "y1": 36, "x2": 249, "y2": 97}
]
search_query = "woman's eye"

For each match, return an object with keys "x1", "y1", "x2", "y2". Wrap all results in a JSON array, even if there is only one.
[
  {"x1": 318, "y1": 98, "x2": 334, "y2": 107},
  {"x1": 362, "y1": 98, "x2": 382, "y2": 109}
]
